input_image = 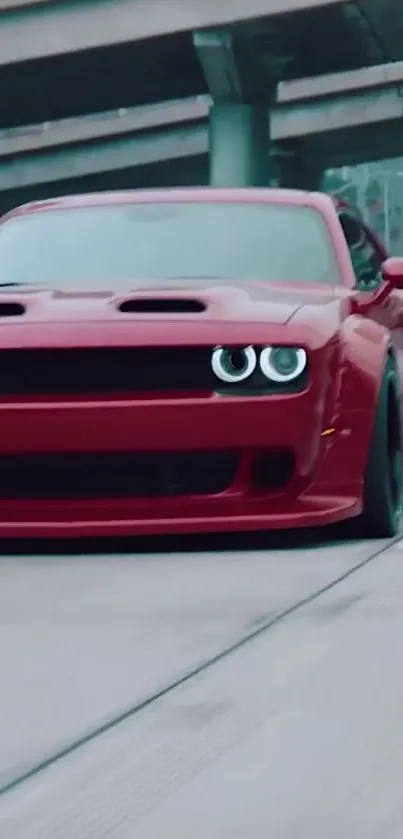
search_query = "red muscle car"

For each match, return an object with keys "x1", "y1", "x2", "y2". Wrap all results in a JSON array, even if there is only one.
[{"x1": 0, "y1": 186, "x2": 401, "y2": 539}]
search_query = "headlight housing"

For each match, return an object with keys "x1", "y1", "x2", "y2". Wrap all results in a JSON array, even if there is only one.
[
  {"x1": 259, "y1": 346, "x2": 307, "y2": 383},
  {"x1": 211, "y1": 345, "x2": 257, "y2": 383}
]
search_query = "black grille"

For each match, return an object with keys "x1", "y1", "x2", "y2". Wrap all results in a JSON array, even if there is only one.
[
  {"x1": 251, "y1": 449, "x2": 295, "y2": 491},
  {"x1": 0, "y1": 303, "x2": 25, "y2": 317},
  {"x1": 0, "y1": 347, "x2": 214, "y2": 396},
  {"x1": 0, "y1": 451, "x2": 240, "y2": 500},
  {"x1": 118, "y1": 299, "x2": 206, "y2": 313},
  {"x1": 0, "y1": 347, "x2": 308, "y2": 397}
]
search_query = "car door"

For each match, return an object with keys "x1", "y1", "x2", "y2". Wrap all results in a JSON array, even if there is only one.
[{"x1": 338, "y1": 207, "x2": 403, "y2": 394}]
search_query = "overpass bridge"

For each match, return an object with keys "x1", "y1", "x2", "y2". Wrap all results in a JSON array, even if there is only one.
[
  {"x1": 0, "y1": 0, "x2": 402, "y2": 194},
  {"x1": 2, "y1": 60, "x2": 403, "y2": 211},
  {"x1": 0, "y1": 0, "x2": 396, "y2": 127}
]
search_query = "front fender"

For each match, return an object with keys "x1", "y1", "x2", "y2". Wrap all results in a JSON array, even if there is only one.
[
  {"x1": 333, "y1": 315, "x2": 392, "y2": 480},
  {"x1": 310, "y1": 315, "x2": 392, "y2": 493},
  {"x1": 340, "y1": 315, "x2": 392, "y2": 412}
]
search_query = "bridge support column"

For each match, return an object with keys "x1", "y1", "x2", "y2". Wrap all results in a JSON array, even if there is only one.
[
  {"x1": 193, "y1": 29, "x2": 278, "y2": 188},
  {"x1": 209, "y1": 104, "x2": 269, "y2": 187}
]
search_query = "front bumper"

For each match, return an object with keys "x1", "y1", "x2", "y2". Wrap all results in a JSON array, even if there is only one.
[
  {"x1": 0, "y1": 392, "x2": 318, "y2": 454},
  {"x1": 0, "y1": 392, "x2": 365, "y2": 537}
]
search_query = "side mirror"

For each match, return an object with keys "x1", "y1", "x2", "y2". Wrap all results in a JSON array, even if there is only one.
[{"x1": 382, "y1": 257, "x2": 403, "y2": 289}]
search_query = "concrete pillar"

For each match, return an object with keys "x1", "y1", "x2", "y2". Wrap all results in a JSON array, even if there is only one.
[{"x1": 209, "y1": 104, "x2": 270, "y2": 187}]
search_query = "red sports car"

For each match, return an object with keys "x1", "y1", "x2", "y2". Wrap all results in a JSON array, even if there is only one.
[{"x1": 0, "y1": 186, "x2": 401, "y2": 539}]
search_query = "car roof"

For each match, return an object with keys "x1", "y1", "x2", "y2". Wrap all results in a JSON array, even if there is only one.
[{"x1": 3, "y1": 186, "x2": 336, "y2": 221}]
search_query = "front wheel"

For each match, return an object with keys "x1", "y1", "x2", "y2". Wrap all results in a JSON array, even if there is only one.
[{"x1": 361, "y1": 357, "x2": 403, "y2": 537}]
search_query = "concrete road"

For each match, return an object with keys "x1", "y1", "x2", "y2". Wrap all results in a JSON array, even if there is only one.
[{"x1": 0, "y1": 530, "x2": 399, "y2": 836}]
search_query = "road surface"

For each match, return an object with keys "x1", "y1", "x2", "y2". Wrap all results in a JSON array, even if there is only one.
[{"x1": 0, "y1": 529, "x2": 401, "y2": 836}]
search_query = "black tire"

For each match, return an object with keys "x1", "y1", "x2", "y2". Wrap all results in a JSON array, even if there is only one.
[{"x1": 361, "y1": 356, "x2": 403, "y2": 537}]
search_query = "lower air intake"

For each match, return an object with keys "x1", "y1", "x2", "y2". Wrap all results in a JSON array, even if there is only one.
[
  {"x1": 0, "y1": 451, "x2": 240, "y2": 500},
  {"x1": 251, "y1": 449, "x2": 295, "y2": 491}
]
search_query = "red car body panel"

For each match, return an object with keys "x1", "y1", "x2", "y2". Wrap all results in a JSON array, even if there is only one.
[{"x1": 0, "y1": 186, "x2": 399, "y2": 538}]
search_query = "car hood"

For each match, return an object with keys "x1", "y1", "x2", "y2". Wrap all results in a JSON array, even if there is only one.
[{"x1": 0, "y1": 280, "x2": 337, "y2": 327}]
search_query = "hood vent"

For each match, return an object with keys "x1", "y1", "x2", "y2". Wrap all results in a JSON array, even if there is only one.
[
  {"x1": 0, "y1": 302, "x2": 25, "y2": 317},
  {"x1": 118, "y1": 298, "x2": 206, "y2": 314}
]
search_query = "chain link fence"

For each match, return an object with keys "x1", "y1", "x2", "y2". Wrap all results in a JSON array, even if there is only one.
[{"x1": 324, "y1": 161, "x2": 403, "y2": 256}]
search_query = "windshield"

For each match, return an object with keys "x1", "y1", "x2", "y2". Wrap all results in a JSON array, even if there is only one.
[{"x1": 0, "y1": 201, "x2": 338, "y2": 288}]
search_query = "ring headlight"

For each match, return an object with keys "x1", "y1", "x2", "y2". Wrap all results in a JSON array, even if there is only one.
[
  {"x1": 211, "y1": 345, "x2": 257, "y2": 383},
  {"x1": 260, "y1": 346, "x2": 307, "y2": 383}
]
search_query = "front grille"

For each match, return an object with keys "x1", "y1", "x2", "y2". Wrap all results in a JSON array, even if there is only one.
[
  {"x1": 0, "y1": 451, "x2": 240, "y2": 500},
  {"x1": 0, "y1": 347, "x2": 308, "y2": 398},
  {"x1": 0, "y1": 347, "x2": 214, "y2": 396}
]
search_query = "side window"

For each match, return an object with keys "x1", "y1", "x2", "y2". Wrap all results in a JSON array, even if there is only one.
[{"x1": 339, "y1": 212, "x2": 383, "y2": 290}]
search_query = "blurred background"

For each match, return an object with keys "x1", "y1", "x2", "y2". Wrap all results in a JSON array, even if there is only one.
[
  {"x1": 324, "y1": 160, "x2": 403, "y2": 255},
  {"x1": 3, "y1": 112, "x2": 402, "y2": 252},
  {"x1": 2, "y1": 0, "x2": 403, "y2": 254}
]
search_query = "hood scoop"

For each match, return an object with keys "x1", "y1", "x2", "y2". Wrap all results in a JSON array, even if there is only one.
[
  {"x1": 118, "y1": 298, "x2": 206, "y2": 314},
  {"x1": 0, "y1": 302, "x2": 25, "y2": 317}
]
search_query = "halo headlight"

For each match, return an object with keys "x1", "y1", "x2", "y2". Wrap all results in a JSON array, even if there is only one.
[
  {"x1": 259, "y1": 346, "x2": 307, "y2": 383},
  {"x1": 211, "y1": 345, "x2": 257, "y2": 383}
]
